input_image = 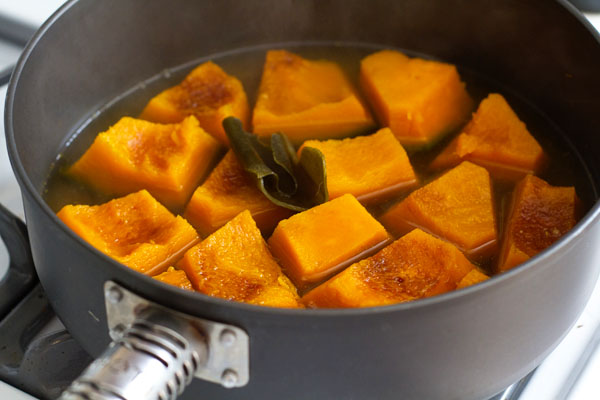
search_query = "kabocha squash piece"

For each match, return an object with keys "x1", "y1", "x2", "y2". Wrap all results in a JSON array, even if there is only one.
[
  {"x1": 302, "y1": 229, "x2": 476, "y2": 308},
  {"x1": 68, "y1": 116, "x2": 220, "y2": 210},
  {"x1": 430, "y1": 93, "x2": 546, "y2": 180},
  {"x1": 57, "y1": 190, "x2": 199, "y2": 276},
  {"x1": 139, "y1": 61, "x2": 249, "y2": 144},
  {"x1": 184, "y1": 150, "x2": 293, "y2": 236},
  {"x1": 381, "y1": 161, "x2": 497, "y2": 259},
  {"x1": 250, "y1": 284, "x2": 304, "y2": 308},
  {"x1": 252, "y1": 50, "x2": 375, "y2": 143},
  {"x1": 360, "y1": 49, "x2": 473, "y2": 147},
  {"x1": 300, "y1": 128, "x2": 417, "y2": 203},
  {"x1": 153, "y1": 267, "x2": 194, "y2": 291},
  {"x1": 456, "y1": 268, "x2": 490, "y2": 289},
  {"x1": 268, "y1": 194, "x2": 390, "y2": 288},
  {"x1": 179, "y1": 210, "x2": 302, "y2": 308},
  {"x1": 498, "y1": 175, "x2": 578, "y2": 272}
]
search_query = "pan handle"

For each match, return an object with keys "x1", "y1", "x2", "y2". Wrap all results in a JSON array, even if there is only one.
[
  {"x1": 59, "y1": 308, "x2": 207, "y2": 400},
  {"x1": 0, "y1": 203, "x2": 37, "y2": 320},
  {"x1": 59, "y1": 282, "x2": 250, "y2": 400}
]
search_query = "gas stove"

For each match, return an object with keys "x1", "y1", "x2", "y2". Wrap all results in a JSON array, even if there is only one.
[{"x1": 1, "y1": 2, "x2": 599, "y2": 399}]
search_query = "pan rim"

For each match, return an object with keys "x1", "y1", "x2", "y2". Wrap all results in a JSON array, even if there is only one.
[{"x1": 4, "y1": 0, "x2": 600, "y2": 319}]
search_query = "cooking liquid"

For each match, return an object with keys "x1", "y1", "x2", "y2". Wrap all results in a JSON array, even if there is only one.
[{"x1": 43, "y1": 43, "x2": 596, "y2": 277}]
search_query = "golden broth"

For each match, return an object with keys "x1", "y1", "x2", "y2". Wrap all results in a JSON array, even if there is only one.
[{"x1": 44, "y1": 43, "x2": 595, "y2": 278}]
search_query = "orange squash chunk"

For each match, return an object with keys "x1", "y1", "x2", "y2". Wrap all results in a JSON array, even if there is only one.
[
  {"x1": 57, "y1": 190, "x2": 199, "y2": 275},
  {"x1": 68, "y1": 116, "x2": 220, "y2": 210},
  {"x1": 360, "y1": 49, "x2": 473, "y2": 147},
  {"x1": 498, "y1": 175, "x2": 578, "y2": 272},
  {"x1": 184, "y1": 150, "x2": 292, "y2": 236},
  {"x1": 252, "y1": 49, "x2": 375, "y2": 143},
  {"x1": 302, "y1": 229, "x2": 475, "y2": 308},
  {"x1": 430, "y1": 94, "x2": 546, "y2": 180},
  {"x1": 179, "y1": 210, "x2": 301, "y2": 308},
  {"x1": 139, "y1": 61, "x2": 249, "y2": 144},
  {"x1": 381, "y1": 161, "x2": 497, "y2": 258},
  {"x1": 153, "y1": 267, "x2": 194, "y2": 291},
  {"x1": 300, "y1": 128, "x2": 417, "y2": 203},
  {"x1": 456, "y1": 268, "x2": 490, "y2": 289},
  {"x1": 268, "y1": 194, "x2": 390, "y2": 288}
]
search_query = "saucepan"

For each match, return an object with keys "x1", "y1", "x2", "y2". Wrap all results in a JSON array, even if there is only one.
[{"x1": 4, "y1": 0, "x2": 600, "y2": 399}]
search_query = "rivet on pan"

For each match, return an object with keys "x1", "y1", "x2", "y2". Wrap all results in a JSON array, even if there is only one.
[
  {"x1": 106, "y1": 286, "x2": 123, "y2": 303},
  {"x1": 113, "y1": 324, "x2": 126, "y2": 336},
  {"x1": 220, "y1": 369, "x2": 238, "y2": 388},
  {"x1": 219, "y1": 329, "x2": 237, "y2": 347}
]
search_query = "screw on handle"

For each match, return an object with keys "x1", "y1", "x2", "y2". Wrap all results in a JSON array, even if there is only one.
[{"x1": 59, "y1": 308, "x2": 207, "y2": 400}]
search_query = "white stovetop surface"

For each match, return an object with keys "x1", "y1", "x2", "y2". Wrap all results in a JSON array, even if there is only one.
[{"x1": 1, "y1": 2, "x2": 600, "y2": 400}]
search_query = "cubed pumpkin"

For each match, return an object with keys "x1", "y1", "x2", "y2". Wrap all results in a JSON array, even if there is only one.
[
  {"x1": 183, "y1": 150, "x2": 293, "y2": 236},
  {"x1": 381, "y1": 161, "x2": 497, "y2": 259},
  {"x1": 139, "y1": 61, "x2": 249, "y2": 144},
  {"x1": 57, "y1": 190, "x2": 199, "y2": 275},
  {"x1": 456, "y1": 268, "x2": 490, "y2": 289},
  {"x1": 430, "y1": 93, "x2": 546, "y2": 180},
  {"x1": 301, "y1": 229, "x2": 476, "y2": 308},
  {"x1": 68, "y1": 116, "x2": 220, "y2": 210},
  {"x1": 360, "y1": 49, "x2": 473, "y2": 148},
  {"x1": 153, "y1": 267, "x2": 194, "y2": 291},
  {"x1": 179, "y1": 210, "x2": 302, "y2": 308},
  {"x1": 252, "y1": 50, "x2": 375, "y2": 143},
  {"x1": 300, "y1": 128, "x2": 417, "y2": 203},
  {"x1": 268, "y1": 194, "x2": 390, "y2": 288},
  {"x1": 498, "y1": 175, "x2": 578, "y2": 272}
]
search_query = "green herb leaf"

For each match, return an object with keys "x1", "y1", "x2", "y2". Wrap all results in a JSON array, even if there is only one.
[
  {"x1": 268, "y1": 133, "x2": 298, "y2": 196},
  {"x1": 223, "y1": 116, "x2": 328, "y2": 211},
  {"x1": 298, "y1": 146, "x2": 328, "y2": 205}
]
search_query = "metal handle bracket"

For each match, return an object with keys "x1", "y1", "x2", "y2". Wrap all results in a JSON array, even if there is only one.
[
  {"x1": 61, "y1": 281, "x2": 250, "y2": 400},
  {"x1": 103, "y1": 281, "x2": 250, "y2": 389}
]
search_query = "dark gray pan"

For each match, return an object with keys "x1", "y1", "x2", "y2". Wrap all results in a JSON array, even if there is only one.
[{"x1": 5, "y1": 1, "x2": 600, "y2": 399}]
